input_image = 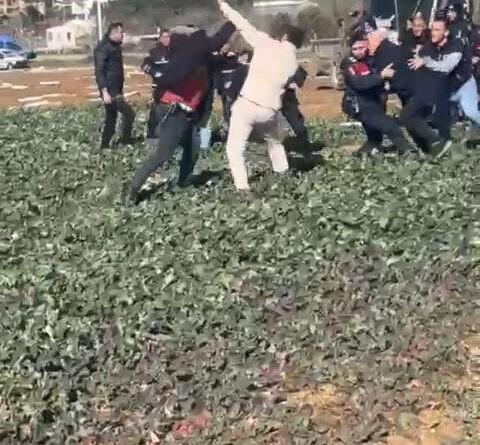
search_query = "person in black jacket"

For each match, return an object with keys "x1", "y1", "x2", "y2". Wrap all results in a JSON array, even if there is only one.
[
  {"x1": 471, "y1": 22, "x2": 480, "y2": 85},
  {"x1": 446, "y1": 1, "x2": 470, "y2": 43},
  {"x1": 212, "y1": 42, "x2": 245, "y2": 135},
  {"x1": 401, "y1": 14, "x2": 429, "y2": 59},
  {"x1": 402, "y1": 18, "x2": 460, "y2": 157},
  {"x1": 449, "y1": 34, "x2": 480, "y2": 123},
  {"x1": 149, "y1": 22, "x2": 236, "y2": 91},
  {"x1": 122, "y1": 20, "x2": 236, "y2": 205},
  {"x1": 365, "y1": 23, "x2": 414, "y2": 106},
  {"x1": 282, "y1": 66, "x2": 309, "y2": 144},
  {"x1": 94, "y1": 22, "x2": 136, "y2": 150},
  {"x1": 141, "y1": 29, "x2": 172, "y2": 141},
  {"x1": 341, "y1": 34, "x2": 414, "y2": 156}
]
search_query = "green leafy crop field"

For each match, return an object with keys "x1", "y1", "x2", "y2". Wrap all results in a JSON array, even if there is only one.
[{"x1": 0, "y1": 108, "x2": 479, "y2": 444}]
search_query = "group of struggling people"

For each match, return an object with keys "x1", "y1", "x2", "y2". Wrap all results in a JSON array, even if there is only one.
[
  {"x1": 94, "y1": 0, "x2": 307, "y2": 203},
  {"x1": 93, "y1": 0, "x2": 480, "y2": 205},
  {"x1": 342, "y1": 1, "x2": 480, "y2": 157}
]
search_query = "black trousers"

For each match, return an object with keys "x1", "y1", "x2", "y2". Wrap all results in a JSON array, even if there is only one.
[
  {"x1": 128, "y1": 103, "x2": 196, "y2": 199},
  {"x1": 101, "y1": 96, "x2": 135, "y2": 147},
  {"x1": 400, "y1": 96, "x2": 444, "y2": 152},
  {"x1": 221, "y1": 95, "x2": 234, "y2": 130},
  {"x1": 431, "y1": 97, "x2": 452, "y2": 141},
  {"x1": 348, "y1": 100, "x2": 412, "y2": 153},
  {"x1": 147, "y1": 102, "x2": 157, "y2": 139},
  {"x1": 282, "y1": 98, "x2": 308, "y2": 141}
]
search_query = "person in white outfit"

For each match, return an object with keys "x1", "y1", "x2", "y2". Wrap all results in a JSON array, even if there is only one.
[{"x1": 218, "y1": 0, "x2": 305, "y2": 191}]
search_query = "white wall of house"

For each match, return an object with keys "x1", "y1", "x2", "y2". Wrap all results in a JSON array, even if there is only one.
[{"x1": 46, "y1": 19, "x2": 92, "y2": 50}]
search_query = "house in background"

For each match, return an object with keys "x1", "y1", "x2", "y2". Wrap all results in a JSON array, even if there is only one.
[
  {"x1": 53, "y1": 0, "x2": 112, "y2": 20},
  {"x1": 46, "y1": 18, "x2": 92, "y2": 51},
  {"x1": 252, "y1": 0, "x2": 310, "y2": 15},
  {"x1": 0, "y1": 0, "x2": 20, "y2": 18}
]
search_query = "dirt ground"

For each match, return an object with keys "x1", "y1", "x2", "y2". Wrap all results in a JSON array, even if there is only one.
[{"x1": 0, "y1": 67, "x2": 343, "y2": 119}]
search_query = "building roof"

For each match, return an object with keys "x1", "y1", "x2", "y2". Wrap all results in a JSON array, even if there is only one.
[{"x1": 46, "y1": 18, "x2": 91, "y2": 32}]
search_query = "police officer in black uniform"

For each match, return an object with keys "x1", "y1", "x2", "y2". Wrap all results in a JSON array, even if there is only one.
[
  {"x1": 212, "y1": 42, "x2": 247, "y2": 136},
  {"x1": 141, "y1": 29, "x2": 172, "y2": 141},
  {"x1": 94, "y1": 22, "x2": 136, "y2": 150},
  {"x1": 282, "y1": 66, "x2": 309, "y2": 145},
  {"x1": 342, "y1": 33, "x2": 414, "y2": 156}
]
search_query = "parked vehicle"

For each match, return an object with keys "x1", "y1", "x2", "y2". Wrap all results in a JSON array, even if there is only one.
[
  {"x1": 0, "y1": 35, "x2": 36, "y2": 60},
  {"x1": 0, "y1": 49, "x2": 29, "y2": 70}
]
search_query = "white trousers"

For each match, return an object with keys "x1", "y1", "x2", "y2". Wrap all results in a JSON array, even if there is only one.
[{"x1": 226, "y1": 96, "x2": 289, "y2": 190}]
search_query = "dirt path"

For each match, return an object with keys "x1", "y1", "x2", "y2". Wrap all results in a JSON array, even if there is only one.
[{"x1": 0, "y1": 67, "x2": 343, "y2": 119}]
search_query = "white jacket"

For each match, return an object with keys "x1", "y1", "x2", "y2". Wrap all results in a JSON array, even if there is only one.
[{"x1": 219, "y1": 1, "x2": 298, "y2": 110}]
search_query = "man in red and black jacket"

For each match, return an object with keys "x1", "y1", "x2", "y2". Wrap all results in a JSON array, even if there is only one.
[
  {"x1": 123, "y1": 20, "x2": 236, "y2": 205},
  {"x1": 341, "y1": 34, "x2": 414, "y2": 156}
]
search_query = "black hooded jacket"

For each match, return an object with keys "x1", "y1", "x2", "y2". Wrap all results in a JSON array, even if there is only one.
[
  {"x1": 448, "y1": 0, "x2": 470, "y2": 43},
  {"x1": 449, "y1": 19, "x2": 470, "y2": 43},
  {"x1": 94, "y1": 36, "x2": 125, "y2": 96}
]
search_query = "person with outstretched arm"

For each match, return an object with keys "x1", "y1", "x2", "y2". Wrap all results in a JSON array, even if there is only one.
[
  {"x1": 122, "y1": 21, "x2": 236, "y2": 205},
  {"x1": 218, "y1": 0, "x2": 305, "y2": 191},
  {"x1": 93, "y1": 22, "x2": 136, "y2": 151}
]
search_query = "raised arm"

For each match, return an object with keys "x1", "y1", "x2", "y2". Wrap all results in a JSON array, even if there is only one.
[{"x1": 218, "y1": 0, "x2": 270, "y2": 48}]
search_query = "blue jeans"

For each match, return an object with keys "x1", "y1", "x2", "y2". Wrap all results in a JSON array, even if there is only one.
[{"x1": 451, "y1": 76, "x2": 480, "y2": 127}]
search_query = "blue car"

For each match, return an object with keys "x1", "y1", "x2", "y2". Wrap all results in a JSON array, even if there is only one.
[{"x1": 0, "y1": 35, "x2": 36, "y2": 60}]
